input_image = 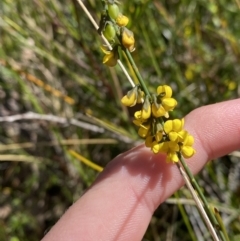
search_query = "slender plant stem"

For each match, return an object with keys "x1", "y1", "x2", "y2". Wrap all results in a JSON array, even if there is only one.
[
  {"x1": 179, "y1": 155, "x2": 227, "y2": 241},
  {"x1": 214, "y1": 208, "x2": 230, "y2": 241},
  {"x1": 177, "y1": 161, "x2": 220, "y2": 241},
  {"x1": 76, "y1": 0, "x2": 135, "y2": 87},
  {"x1": 124, "y1": 49, "x2": 151, "y2": 96}
]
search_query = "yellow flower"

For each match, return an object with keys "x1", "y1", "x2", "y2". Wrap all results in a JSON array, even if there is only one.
[
  {"x1": 144, "y1": 129, "x2": 163, "y2": 148},
  {"x1": 152, "y1": 85, "x2": 177, "y2": 118},
  {"x1": 138, "y1": 123, "x2": 151, "y2": 138},
  {"x1": 121, "y1": 28, "x2": 135, "y2": 52},
  {"x1": 101, "y1": 46, "x2": 118, "y2": 67},
  {"x1": 145, "y1": 135, "x2": 154, "y2": 147},
  {"x1": 132, "y1": 109, "x2": 151, "y2": 138},
  {"x1": 167, "y1": 151, "x2": 179, "y2": 163},
  {"x1": 157, "y1": 85, "x2": 172, "y2": 98},
  {"x1": 164, "y1": 119, "x2": 184, "y2": 142},
  {"x1": 134, "y1": 110, "x2": 143, "y2": 120},
  {"x1": 152, "y1": 141, "x2": 179, "y2": 162},
  {"x1": 121, "y1": 86, "x2": 138, "y2": 107},
  {"x1": 179, "y1": 130, "x2": 196, "y2": 158},
  {"x1": 141, "y1": 97, "x2": 151, "y2": 119},
  {"x1": 137, "y1": 89, "x2": 144, "y2": 103},
  {"x1": 116, "y1": 14, "x2": 129, "y2": 27},
  {"x1": 132, "y1": 98, "x2": 151, "y2": 123},
  {"x1": 121, "y1": 86, "x2": 144, "y2": 107},
  {"x1": 155, "y1": 131, "x2": 163, "y2": 142},
  {"x1": 152, "y1": 103, "x2": 166, "y2": 117},
  {"x1": 133, "y1": 112, "x2": 149, "y2": 131}
]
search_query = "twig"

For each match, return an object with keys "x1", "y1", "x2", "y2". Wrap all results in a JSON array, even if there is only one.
[
  {"x1": 0, "y1": 112, "x2": 104, "y2": 133},
  {"x1": 0, "y1": 154, "x2": 42, "y2": 162},
  {"x1": 177, "y1": 162, "x2": 220, "y2": 241},
  {"x1": 76, "y1": 0, "x2": 135, "y2": 87},
  {"x1": 0, "y1": 138, "x2": 118, "y2": 151}
]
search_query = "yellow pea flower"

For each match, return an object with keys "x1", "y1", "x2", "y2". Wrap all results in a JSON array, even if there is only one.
[
  {"x1": 180, "y1": 131, "x2": 196, "y2": 158},
  {"x1": 167, "y1": 152, "x2": 179, "y2": 163},
  {"x1": 181, "y1": 146, "x2": 196, "y2": 158},
  {"x1": 151, "y1": 141, "x2": 169, "y2": 154},
  {"x1": 101, "y1": 46, "x2": 118, "y2": 67},
  {"x1": 164, "y1": 119, "x2": 186, "y2": 143},
  {"x1": 137, "y1": 89, "x2": 144, "y2": 103},
  {"x1": 145, "y1": 136, "x2": 154, "y2": 147},
  {"x1": 157, "y1": 85, "x2": 173, "y2": 98},
  {"x1": 155, "y1": 131, "x2": 163, "y2": 142},
  {"x1": 121, "y1": 86, "x2": 138, "y2": 107},
  {"x1": 152, "y1": 103, "x2": 166, "y2": 117},
  {"x1": 138, "y1": 123, "x2": 150, "y2": 138},
  {"x1": 141, "y1": 97, "x2": 151, "y2": 119},
  {"x1": 162, "y1": 98, "x2": 177, "y2": 111},
  {"x1": 151, "y1": 141, "x2": 163, "y2": 154},
  {"x1": 152, "y1": 85, "x2": 177, "y2": 118},
  {"x1": 121, "y1": 28, "x2": 135, "y2": 52},
  {"x1": 116, "y1": 14, "x2": 129, "y2": 27},
  {"x1": 134, "y1": 110, "x2": 143, "y2": 120},
  {"x1": 164, "y1": 119, "x2": 184, "y2": 134}
]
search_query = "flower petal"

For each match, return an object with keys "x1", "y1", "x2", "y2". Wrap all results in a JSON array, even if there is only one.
[
  {"x1": 181, "y1": 146, "x2": 196, "y2": 158},
  {"x1": 142, "y1": 98, "x2": 151, "y2": 119},
  {"x1": 164, "y1": 120, "x2": 173, "y2": 134},
  {"x1": 162, "y1": 98, "x2": 177, "y2": 110},
  {"x1": 168, "y1": 152, "x2": 179, "y2": 163},
  {"x1": 169, "y1": 132, "x2": 178, "y2": 142},
  {"x1": 116, "y1": 14, "x2": 129, "y2": 27},
  {"x1": 157, "y1": 85, "x2": 172, "y2": 97},
  {"x1": 152, "y1": 104, "x2": 166, "y2": 117},
  {"x1": 138, "y1": 126, "x2": 150, "y2": 138},
  {"x1": 145, "y1": 136, "x2": 154, "y2": 147},
  {"x1": 122, "y1": 28, "x2": 135, "y2": 50},
  {"x1": 172, "y1": 119, "x2": 184, "y2": 132},
  {"x1": 155, "y1": 131, "x2": 163, "y2": 142}
]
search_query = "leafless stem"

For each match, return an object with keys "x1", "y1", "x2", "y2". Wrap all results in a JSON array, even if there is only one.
[
  {"x1": 0, "y1": 112, "x2": 104, "y2": 133},
  {"x1": 177, "y1": 162, "x2": 220, "y2": 241},
  {"x1": 76, "y1": 0, "x2": 135, "y2": 87}
]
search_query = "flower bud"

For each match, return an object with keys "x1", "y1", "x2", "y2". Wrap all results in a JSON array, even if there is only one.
[
  {"x1": 142, "y1": 97, "x2": 151, "y2": 119},
  {"x1": 116, "y1": 14, "x2": 129, "y2": 27},
  {"x1": 121, "y1": 87, "x2": 138, "y2": 107},
  {"x1": 108, "y1": 3, "x2": 120, "y2": 20},
  {"x1": 101, "y1": 46, "x2": 118, "y2": 67},
  {"x1": 137, "y1": 89, "x2": 144, "y2": 103},
  {"x1": 138, "y1": 124, "x2": 150, "y2": 138},
  {"x1": 152, "y1": 103, "x2": 166, "y2": 117},
  {"x1": 103, "y1": 51, "x2": 118, "y2": 67},
  {"x1": 103, "y1": 23, "x2": 116, "y2": 41},
  {"x1": 121, "y1": 28, "x2": 135, "y2": 51}
]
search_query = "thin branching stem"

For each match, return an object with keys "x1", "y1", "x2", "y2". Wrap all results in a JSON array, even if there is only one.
[
  {"x1": 124, "y1": 49, "x2": 151, "y2": 97},
  {"x1": 76, "y1": 0, "x2": 135, "y2": 87},
  {"x1": 177, "y1": 161, "x2": 220, "y2": 241},
  {"x1": 179, "y1": 155, "x2": 227, "y2": 241}
]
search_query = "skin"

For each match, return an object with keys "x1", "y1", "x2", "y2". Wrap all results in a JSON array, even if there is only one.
[{"x1": 42, "y1": 99, "x2": 240, "y2": 241}]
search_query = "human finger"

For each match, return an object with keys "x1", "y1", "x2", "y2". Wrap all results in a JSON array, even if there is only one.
[{"x1": 42, "y1": 99, "x2": 240, "y2": 241}]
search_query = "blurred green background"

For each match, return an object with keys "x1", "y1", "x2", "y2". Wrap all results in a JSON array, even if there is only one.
[{"x1": 0, "y1": 0, "x2": 240, "y2": 240}]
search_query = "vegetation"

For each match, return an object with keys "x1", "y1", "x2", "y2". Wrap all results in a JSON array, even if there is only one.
[{"x1": 0, "y1": 0, "x2": 239, "y2": 240}]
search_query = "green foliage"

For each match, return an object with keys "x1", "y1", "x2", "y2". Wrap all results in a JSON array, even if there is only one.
[{"x1": 0, "y1": 0, "x2": 239, "y2": 240}]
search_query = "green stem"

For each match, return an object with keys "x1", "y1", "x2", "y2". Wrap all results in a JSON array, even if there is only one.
[
  {"x1": 179, "y1": 154, "x2": 227, "y2": 241},
  {"x1": 123, "y1": 49, "x2": 151, "y2": 97},
  {"x1": 214, "y1": 208, "x2": 230, "y2": 241},
  {"x1": 174, "y1": 192, "x2": 198, "y2": 241}
]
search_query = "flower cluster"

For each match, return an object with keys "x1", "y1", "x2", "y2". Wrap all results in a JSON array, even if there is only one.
[
  {"x1": 121, "y1": 85, "x2": 196, "y2": 162},
  {"x1": 99, "y1": 1, "x2": 196, "y2": 163},
  {"x1": 99, "y1": 1, "x2": 135, "y2": 66}
]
